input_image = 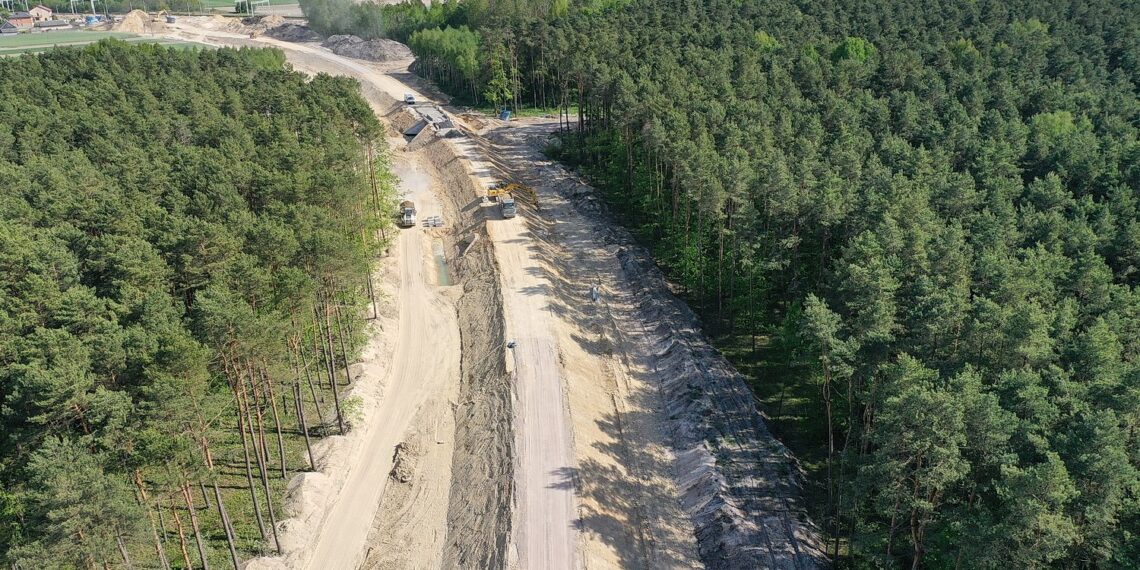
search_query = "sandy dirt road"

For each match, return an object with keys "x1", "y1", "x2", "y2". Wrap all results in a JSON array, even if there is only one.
[
  {"x1": 299, "y1": 155, "x2": 458, "y2": 569},
  {"x1": 166, "y1": 21, "x2": 587, "y2": 569},
  {"x1": 447, "y1": 133, "x2": 580, "y2": 569},
  {"x1": 491, "y1": 216, "x2": 579, "y2": 570},
  {"x1": 170, "y1": 18, "x2": 826, "y2": 569}
]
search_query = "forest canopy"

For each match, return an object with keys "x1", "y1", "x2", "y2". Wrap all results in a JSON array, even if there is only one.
[
  {"x1": 301, "y1": 0, "x2": 1140, "y2": 567},
  {"x1": 0, "y1": 41, "x2": 394, "y2": 567}
]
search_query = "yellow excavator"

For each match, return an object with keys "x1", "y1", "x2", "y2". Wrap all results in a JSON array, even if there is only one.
[
  {"x1": 488, "y1": 182, "x2": 537, "y2": 202},
  {"x1": 487, "y1": 182, "x2": 537, "y2": 219},
  {"x1": 487, "y1": 182, "x2": 525, "y2": 199}
]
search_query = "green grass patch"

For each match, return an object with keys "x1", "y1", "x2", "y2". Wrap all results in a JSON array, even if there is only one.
[
  {"x1": 0, "y1": 30, "x2": 135, "y2": 48},
  {"x1": 474, "y1": 104, "x2": 579, "y2": 119},
  {"x1": 0, "y1": 36, "x2": 209, "y2": 56}
]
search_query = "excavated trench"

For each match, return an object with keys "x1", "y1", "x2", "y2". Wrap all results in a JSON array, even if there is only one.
[
  {"x1": 381, "y1": 92, "x2": 824, "y2": 569},
  {"x1": 386, "y1": 102, "x2": 515, "y2": 568}
]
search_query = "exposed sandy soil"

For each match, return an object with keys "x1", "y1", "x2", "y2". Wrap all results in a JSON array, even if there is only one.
[
  {"x1": 111, "y1": 10, "x2": 168, "y2": 33},
  {"x1": 437, "y1": 135, "x2": 580, "y2": 569},
  {"x1": 209, "y1": 28, "x2": 470, "y2": 570},
  {"x1": 477, "y1": 120, "x2": 828, "y2": 569},
  {"x1": 165, "y1": 15, "x2": 826, "y2": 570},
  {"x1": 454, "y1": 121, "x2": 703, "y2": 570},
  {"x1": 358, "y1": 146, "x2": 462, "y2": 570}
]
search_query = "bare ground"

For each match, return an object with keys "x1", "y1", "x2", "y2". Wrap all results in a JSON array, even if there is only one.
[
  {"x1": 164, "y1": 16, "x2": 826, "y2": 569},
  {"x1": 358, "y1": 144, "x2": 465, "y2": 570},
  {"x1": 477, "y1": 120, "x2": 829, "y2": 569}
]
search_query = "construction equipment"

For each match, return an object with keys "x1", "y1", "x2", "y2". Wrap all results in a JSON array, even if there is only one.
[
  {"x1": 500, "y1": 197, "x2": 517, "y2": 218},
  {"x1": 398, "y1": 200, "x2": 417, "y2": 227},
  {"x1": 487, "y1": 182, "x2": 533, "y2": 219},
  {"x1": 488, "y1": 182, "x2": 530, "y2": 200}
]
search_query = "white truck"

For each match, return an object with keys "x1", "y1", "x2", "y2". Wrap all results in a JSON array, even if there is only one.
[
  {"x1": 500, "y1": 197, "x2": 517, "y2": 218},
  {"x1": 398, "y1": 200, "x2": 417, "y2": 227},
  {"x1": 404, "y1": 93, "x2": 416, "y2": 105}
]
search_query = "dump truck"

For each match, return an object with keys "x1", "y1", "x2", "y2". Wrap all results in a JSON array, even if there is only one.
[
  {"x1": 488, "y1": 182, "x2": 528, "y2": 219},
  {"x1": 500, "y1": 197, "x2": 517, "y2": 218},
  {"x1": 398, "y1": 200, "x2": 417, "y2": 227}
]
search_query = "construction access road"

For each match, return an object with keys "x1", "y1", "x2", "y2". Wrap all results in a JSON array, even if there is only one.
[
  {"x1": 298, "y1": 150, "x2": 459, "y2": 569},
  {"x1": 165, "y1": 16, "x2": 824, "y2": 570},
  {"x1": 165, "y1": 23, "x2": 580, "y2": 568},
  {"x1": 488, "y1": 179, "x2": 580, "y2": 570}
]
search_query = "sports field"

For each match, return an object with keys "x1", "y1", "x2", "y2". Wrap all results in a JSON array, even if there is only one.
[{"x1": 0, "y1": 32, "x2": 205, "y2": 56}]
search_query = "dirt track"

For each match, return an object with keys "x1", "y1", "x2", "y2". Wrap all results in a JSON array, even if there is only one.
[
  {"x1": 301, "y1": 171, "x2": 458, "y2": 569},
  {"x1": 167, "y1": 17, "x2": 827, "y2": 570}
]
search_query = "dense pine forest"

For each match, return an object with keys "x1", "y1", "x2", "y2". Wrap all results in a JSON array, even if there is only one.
[
  {"x1": 0, "y1": 42, "x2": 395, "y2": 567},
  {"x1": 300, "y1": 0, "x2": 1140, "y2": 567}
]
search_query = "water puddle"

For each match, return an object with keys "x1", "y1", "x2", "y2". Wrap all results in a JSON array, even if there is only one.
[{"x1": 433, "y1": 240, "x2": 452, "y2": 286}]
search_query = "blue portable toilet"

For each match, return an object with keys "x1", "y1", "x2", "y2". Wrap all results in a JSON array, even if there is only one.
[{"x1": 499, "y1": 108, "x2": 512, "y2": 121}]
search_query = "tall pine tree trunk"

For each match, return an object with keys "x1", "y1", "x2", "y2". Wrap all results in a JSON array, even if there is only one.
[
  {"x1": 333, "y1": 299, "x2": 354, "y2": 390},
  {"x1": 132, "y1": 470, "x2": 170, "y2": 570},
  {"x1": 295, "y1": 382, "x2": 316, "y2": 470},
  {"x1": 296, "y1": 339, "x2": 325, "y2": 422},
  {"x1": 212, "y1": 481, "x2": 240, "y2": 570},
  {"x1": 261, "y1": 366, "x2": 288, "y2": 479},
  {"x1": 320, "y1": 295, "x2": 346, "y2": 433},
  {"x1": 235, "y1": 384, "x2": 268, "y2": 541},
  {"x1": 180, "y1": 482, "x2": 210, "y2": 570},
  {"x1": 169, "y1": 494, "x2": 195, "y2": 570}
]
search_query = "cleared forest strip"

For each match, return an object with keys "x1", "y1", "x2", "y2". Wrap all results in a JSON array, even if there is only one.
[
  {"x1": 419, "y1": 135, "x2": 515, "y2": 570},
  {"x1": 481, "y1": 122, "x2": 829, "y2": 569}
]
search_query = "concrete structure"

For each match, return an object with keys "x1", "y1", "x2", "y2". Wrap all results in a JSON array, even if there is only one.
[
  {"x1": 28, "y1": 4, "x2": 51, "y2": 21},
  {"x1": 4, "y1": 12, "x2": 34, "y2": 28},
  {"x1": 34, "y1": 19, "x2": 68, "y2": 29}
]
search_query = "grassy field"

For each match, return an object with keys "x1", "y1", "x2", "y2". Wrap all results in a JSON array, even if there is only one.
[
  {"x1": 0, "y1": 33, "x2": 208, "y2": 56},
  {"x1": 0, "y1": 30, "x2": 135, "y2": 47}
]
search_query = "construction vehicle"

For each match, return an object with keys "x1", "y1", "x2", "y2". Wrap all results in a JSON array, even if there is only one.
[
  {"x1": 487, "y1": 182, "x2": 531, "y2": 218},
  {"x1": 488, "y1": 182, "x2": 529, "y2": 199},
  {"x1": 500, "y1": 197, "x2": 517, "y2": 218},
  {"x1": 398, "y1": 200, "x2": 417, "y2": 227}
]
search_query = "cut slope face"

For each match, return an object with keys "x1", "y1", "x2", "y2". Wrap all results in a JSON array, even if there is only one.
[
  {"x1": 480, "y1": 121, "x2": 830, "y2": 570},
  {"x1": 157, "y1": 18, "x2": 827, "y2": 567}
]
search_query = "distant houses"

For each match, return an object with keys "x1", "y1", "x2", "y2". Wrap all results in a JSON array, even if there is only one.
[
  {"x1": 28, "y1": 5, "x2": 53, "y2": 21},
  {"x1": 3, "y1": 12, "x2": 35, "y2": 30},
  {"x1": 2, "y1": 6, "x2": 67, "y2": 34}
]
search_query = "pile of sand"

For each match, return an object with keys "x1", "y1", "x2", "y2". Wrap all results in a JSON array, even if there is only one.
[
  {"x1": 322, "y1": 35, "x2": 413, "y2": 62},
  {"x1": 245, "y1": 14, "x2": 284, "y2": 30},
  {"x1": 112, "y1": 10, "x2": 166, "y2": 34},
  {"x1": 267, "y1": 23, "x2": 321, "y2": 42},
  {"x1": 388, "y1": 440, "x2": 421, "y2": 483},
  {"x1": 194, "y1": 14, "x2": 246, "y2": 33}
]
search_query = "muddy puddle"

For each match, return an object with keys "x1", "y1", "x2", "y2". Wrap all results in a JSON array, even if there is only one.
[{"x1": 433, "y1": 240, "x2": 452, "y2": 286}]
